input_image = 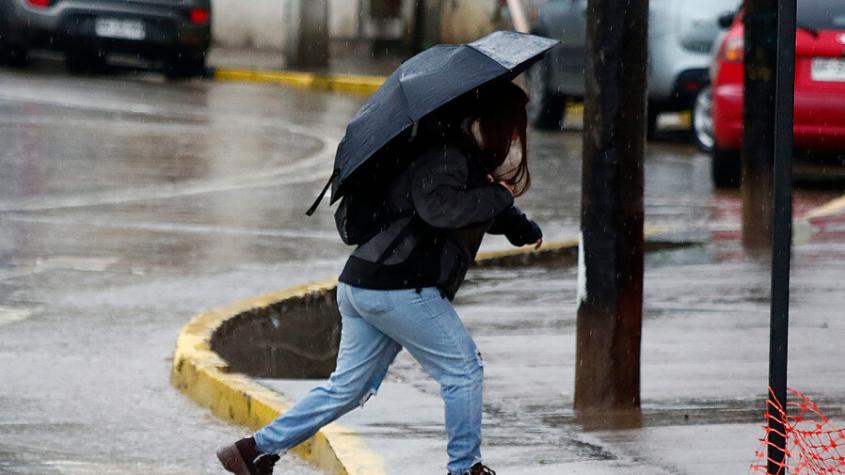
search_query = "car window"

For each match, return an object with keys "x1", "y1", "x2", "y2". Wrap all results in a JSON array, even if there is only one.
[{"x1": 798, "y1": 0, "x2": 845, "y2": 30}]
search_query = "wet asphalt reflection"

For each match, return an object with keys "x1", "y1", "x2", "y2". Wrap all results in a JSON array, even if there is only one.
[{"x1": 0, "y1": 60, "x2": 842, "y2": 473}]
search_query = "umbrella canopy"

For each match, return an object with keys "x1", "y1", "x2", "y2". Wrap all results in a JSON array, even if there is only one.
[{"x1": 306, "y1": 31, "x2": 558, "y2": 215}]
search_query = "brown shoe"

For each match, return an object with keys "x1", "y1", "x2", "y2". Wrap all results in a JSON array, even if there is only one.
[
  {"x1": 449, "y1": 463, "x2": 497, "y2": 475},
  {"x1": 470, "y1": 463, "x2": 496, "y2": 475},
  {"x1": 216, "y1": 437, "x2": 280, "y2": 475}
]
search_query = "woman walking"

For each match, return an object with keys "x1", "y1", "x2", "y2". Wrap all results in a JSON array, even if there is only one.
[{"x1": 217, "y1": 81, "x2": 543, "y2": 475}]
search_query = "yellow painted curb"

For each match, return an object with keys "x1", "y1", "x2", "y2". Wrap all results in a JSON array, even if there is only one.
[
  {"x1": 476, "y1": 238, "x2": 579, "y2": 262},
  {"x1": 214, "y1": 68, "x2": 385, "y2": 95},
  {"x1": 804, "y1": 194, "x2": 845, "y2": 220},
  {"x1": 172, "y1": 232, "x2": 680, "y2": 474},
  {"x1": 171, "y1": 278, "x2": 385, "y2": 475},
  {"x1": 793, "y1": 193, "x2": 845, "y2": 244}
]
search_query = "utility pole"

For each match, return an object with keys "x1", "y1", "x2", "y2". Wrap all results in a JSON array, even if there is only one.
[
  {"x1": 575, "y1": 0, "x2": 648, "y2": 415},
  {"x1": 742, "y1": 0, "x2": 778, "y2": 248},
  {"x1": 284, "y1": 0, "x2": 329, "y2": 68}
]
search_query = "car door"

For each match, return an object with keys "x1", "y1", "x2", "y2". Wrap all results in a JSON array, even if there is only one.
[
  {"x1": 536, "y1": 0, "x2": 588, "y2": 97},
  {"x1": 558, "y1": 0, "x2": 588, "y2": 96}
]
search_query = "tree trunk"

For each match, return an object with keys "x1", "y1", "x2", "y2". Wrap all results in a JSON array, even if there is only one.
[{"x1": 575, "y1": 0, "x2": 648, "y2": 416}]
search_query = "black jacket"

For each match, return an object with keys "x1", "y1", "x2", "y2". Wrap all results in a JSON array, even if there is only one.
[{"x1": 339, "y1": 143, "x2": 542, "y2": 300}]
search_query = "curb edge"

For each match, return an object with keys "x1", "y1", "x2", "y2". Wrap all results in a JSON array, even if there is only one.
[
  {"x1": 171, "y1": 277, "x2": 386, "y2": 475},
  {"x1": 213, "y1": 68, "x2": 386, "y2": 95}
]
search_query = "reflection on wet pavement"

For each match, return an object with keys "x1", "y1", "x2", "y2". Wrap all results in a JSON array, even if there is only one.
[{"x1": 441, "y1": 227, "x2": 845, "y2": 472}]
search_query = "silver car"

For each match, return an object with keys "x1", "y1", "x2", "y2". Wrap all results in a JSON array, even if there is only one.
[
  {"x1": 527, "y1": 0, "x2": 739, "y2": 133},
  {"x1": 0, "y1": 0, "x2": 211, "y2": 78}
]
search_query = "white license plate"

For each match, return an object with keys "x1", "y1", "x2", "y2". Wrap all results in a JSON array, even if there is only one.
[
  {"x1": 94, "y1": 18, "x2": 145, "y2": 40},
  {"x1": 811, "y1": 58, "x2": 845, "y2": 82}
]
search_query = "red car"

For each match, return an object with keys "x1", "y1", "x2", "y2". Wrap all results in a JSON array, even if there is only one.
[{"x1": 709, "y1": 1, "x2": 845, "y2": 187}]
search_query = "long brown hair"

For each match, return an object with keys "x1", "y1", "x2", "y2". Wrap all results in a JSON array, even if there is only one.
[
  {"x1": 470, "y1": 81, "x2": 531, "y2": 196},
  {"x1": 418, "y1": 81, "x2": 531, "y2": 196}
]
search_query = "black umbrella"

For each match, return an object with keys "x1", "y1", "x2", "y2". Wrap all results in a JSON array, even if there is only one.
[{"x1": 306, "y1": 30, "x2": 558, "y2": 215}]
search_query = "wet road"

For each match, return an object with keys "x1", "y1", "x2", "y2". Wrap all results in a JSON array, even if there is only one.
[
  {"x1": 0, "y1": 60, "x2": 841, "y2": 474},
  {"x1": 0, "y1": 63, "x2": 357, "y2": 475}
]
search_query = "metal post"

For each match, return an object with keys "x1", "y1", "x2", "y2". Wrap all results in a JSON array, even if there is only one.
[
  {"x1": 767, "y1": 0, "x2": 796, "y2": 471},
  {"x1": 575, "y1": 0, "x2": 648, "y2": 414}
]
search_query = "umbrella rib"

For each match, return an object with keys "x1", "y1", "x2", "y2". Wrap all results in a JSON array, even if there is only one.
[
  {"x1": 467, "y1": 41, "x2": 555, "y2": 76},
  {"x1": 396, "y1": 72, "x2": 415, "y2": 125},
  {"x1": 466, "y1": 43, "x2": 513, "y2": 71}
]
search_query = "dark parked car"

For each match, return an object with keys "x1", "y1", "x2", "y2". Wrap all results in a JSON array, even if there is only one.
[{"x1": 0, "y1": 0, "x2": 211, "y2": 78}]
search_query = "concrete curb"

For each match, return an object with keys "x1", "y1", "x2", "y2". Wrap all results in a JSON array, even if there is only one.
[
  {"x1": 794, "y1": 193, "x2": 845, "y2": 244},
  {"x1": 804, "y1": 194, "x2": 845, "y2": 221},
  {"x1": 171, "y1": 278, "x2": 386, "y2": 475},
  {"x1": 213, "y1": 67, "x2": 386, "y2": 95},
  {"x1": 171, "y1": 235, "x2": 685, "y2": 474}
]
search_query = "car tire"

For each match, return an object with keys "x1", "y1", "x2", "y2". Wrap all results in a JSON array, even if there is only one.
[
  {"x1": 0, "y1": 44, "x2": 28, "y2": 67},
  {"x1": 66, "y1": 48, "x2": 105, "y2": 74},
  {"x1": 692, "y1": 85, "x2": 715, "y2": 152},
  {"x1": 0, "y1": 16, "x2": 28, "y2": 67},
  {"x1": 711, "y1": 145, "x2": 741, "y2": 188},
  {"x1": 165, "y1": 53, "x2": 206, "y2": 80},
  {"x1": 526, "y1": 58, "x2": 565, "y2": 130}
]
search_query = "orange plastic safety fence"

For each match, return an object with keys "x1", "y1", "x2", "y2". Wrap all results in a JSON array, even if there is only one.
[{"x1": 751, "y1": 388, "x2": 845, "y2": 474}]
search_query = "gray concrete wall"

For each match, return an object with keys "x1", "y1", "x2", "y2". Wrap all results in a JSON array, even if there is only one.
[
  {"x1": 209, "y1": 0, "x2": 541, "y2": 50},
  {"x1": 211, "y1": 0, "x2": 361, "y2": 49},
  {"x1": 329, "y1": 0, "x2": 360, "y2": 39},
  {"x1": 211, "y1": 0, "x2": 287, "y2": 49}
]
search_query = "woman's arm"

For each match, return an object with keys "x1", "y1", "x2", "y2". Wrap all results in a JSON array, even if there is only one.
[
  {"x1": 410, "y1": 148, "x2": 514, "y2": 229},
  {"x1": 487, "y1": 206, "x2": 543, "y2": 247}
]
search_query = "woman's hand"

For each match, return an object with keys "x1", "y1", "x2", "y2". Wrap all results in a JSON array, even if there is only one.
[{"x1": 534, "y1": 238, "x2": 543, "y2": 250}]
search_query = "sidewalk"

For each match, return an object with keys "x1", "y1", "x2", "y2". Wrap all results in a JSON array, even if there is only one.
[{"x1": 256, "y1": 207, "x2": 845, "y2": 474}]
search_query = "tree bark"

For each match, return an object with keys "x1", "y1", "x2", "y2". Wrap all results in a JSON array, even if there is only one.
[{"x1": 575, "y1": 0, "x2": 648, "y2": 414}]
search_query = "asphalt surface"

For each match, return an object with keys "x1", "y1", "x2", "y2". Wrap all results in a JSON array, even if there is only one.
[
  {"x1": 0, "y1": 58, "x2": 842, "y2": 474},
  {"x1": 0, "y1": 61, "x2": 352, "y2": 475}
]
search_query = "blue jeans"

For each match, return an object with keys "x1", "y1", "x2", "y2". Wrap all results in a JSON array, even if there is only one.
[{"x1": 253, "y1": 283, "x2": 484, "y2": 474}]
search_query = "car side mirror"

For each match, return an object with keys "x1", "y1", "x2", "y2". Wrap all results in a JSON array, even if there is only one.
[{"x1": 718, "y1": 12, "x2": 736, "y2": 29}]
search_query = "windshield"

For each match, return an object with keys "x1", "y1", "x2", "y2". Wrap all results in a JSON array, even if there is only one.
[{"x1": 798, "y1": 0, "x2": 845, "y2": 30}]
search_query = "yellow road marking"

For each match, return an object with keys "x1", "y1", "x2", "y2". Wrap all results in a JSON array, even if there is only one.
[
  {"x1": 214, "y1": 68, "x2": 385, "y2": 95},
  {"x1": 804, "y1": 194, "x2": 845, "y2": 220}
]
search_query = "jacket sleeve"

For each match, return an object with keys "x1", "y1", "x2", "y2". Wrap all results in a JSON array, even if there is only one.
[
  {"x1": 487, "y1": 206, "x2": 543, "y2": 246},
  {"x1": 410, "y1": 148, "x2": 514, "y2": 229}
]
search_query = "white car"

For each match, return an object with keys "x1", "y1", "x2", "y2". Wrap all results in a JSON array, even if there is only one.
[{"x1": 527, "y1": 0, "x2": 739, "y2": 134}]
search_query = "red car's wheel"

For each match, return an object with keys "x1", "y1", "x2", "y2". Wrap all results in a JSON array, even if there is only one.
[{"x1": 693, "y1": 86, "x2": 715, "y2": 152}]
